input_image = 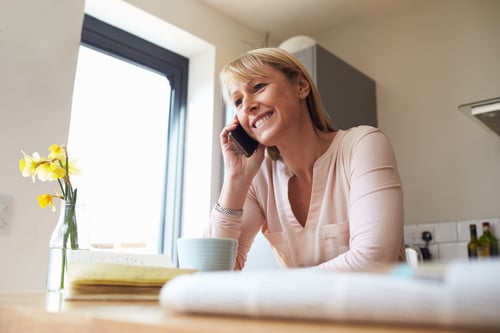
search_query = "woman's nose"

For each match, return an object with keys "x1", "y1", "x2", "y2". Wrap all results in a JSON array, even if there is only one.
[{"x1": 242, "y1": 96, "x2": 258, "y2": 113}]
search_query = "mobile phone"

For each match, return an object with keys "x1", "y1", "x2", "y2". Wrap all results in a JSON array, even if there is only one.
[{"x1": 229, "y1": 123, "x2": 259, "y2": 157}]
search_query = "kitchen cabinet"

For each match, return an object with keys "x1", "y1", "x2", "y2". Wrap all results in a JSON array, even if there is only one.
[{"x1": 293, "y1": 44, "x2": 377, "y2": 129}]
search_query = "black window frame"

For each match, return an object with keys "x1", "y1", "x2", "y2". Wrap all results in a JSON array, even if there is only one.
[{"x1": 79, "y1": 14, "x2": 188, "y2": 262}]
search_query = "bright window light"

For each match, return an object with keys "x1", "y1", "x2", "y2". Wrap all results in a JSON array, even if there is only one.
[{"x1": 68, "y1": 45, "x2": 171, "y2": 253}]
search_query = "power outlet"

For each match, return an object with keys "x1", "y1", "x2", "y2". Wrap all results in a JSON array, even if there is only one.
[
  {"x1": 418, "y1": 227, "x2": 435, "y2": 245},
  {"x1": 0, "y1": 194, "x2": 13, "y2": 234},
  {"x1": 404, "y1": 225, "x2": 435, "y2": 246},
  {"x1": 405, "y1": 227, "x2": 421, "y2": 245}
]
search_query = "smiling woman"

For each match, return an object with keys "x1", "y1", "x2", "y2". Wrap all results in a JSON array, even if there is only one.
[{"x1": 206, "y1": 47, "x2": 405, "y2": 272}]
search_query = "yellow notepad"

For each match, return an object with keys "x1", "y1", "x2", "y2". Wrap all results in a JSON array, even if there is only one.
[{"x1": 64, "y1": 251, "x2": 196, "y2": 300}]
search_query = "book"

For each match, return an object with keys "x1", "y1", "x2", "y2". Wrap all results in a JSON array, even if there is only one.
[
  {"x1": 64, "y1": 250, "x2": 196, "y2": 301},
  {"x1": 159, "y1": 260, "x2": 500, "y2": 329}
]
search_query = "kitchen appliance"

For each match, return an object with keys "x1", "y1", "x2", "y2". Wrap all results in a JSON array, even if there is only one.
[{"x1": 459, "y1": 97, "x2": 500, "y2": 136}]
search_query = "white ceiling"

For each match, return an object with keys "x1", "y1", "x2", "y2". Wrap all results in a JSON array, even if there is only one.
[{"x1": 198, "y1": 0, "x2": 417, "y2": 43}]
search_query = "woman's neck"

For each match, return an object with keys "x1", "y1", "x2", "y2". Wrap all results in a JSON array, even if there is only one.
[{"x1": 278, "y1": 127, "x2": 336, "y2": 180}]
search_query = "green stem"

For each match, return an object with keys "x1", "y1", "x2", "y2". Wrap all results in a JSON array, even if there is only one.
[
  {"x1": 58, "y1": 248, "x2": 66, "y2": 290},
  {"x1": 63, "y1": 199, "x2": 79, "y2": 250},
  {"x1": 58, "y1": 198, "x2": 78, "y2": 290},
  {"x1": 57, "y1": 178, "x2": 66, "y2": 199}
]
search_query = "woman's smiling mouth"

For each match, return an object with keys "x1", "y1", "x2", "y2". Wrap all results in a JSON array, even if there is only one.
[{"x1": 254, "y1": 113, "x2": 273, "y2": 128}]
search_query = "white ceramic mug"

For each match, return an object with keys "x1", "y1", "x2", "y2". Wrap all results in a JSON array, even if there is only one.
[{"x1": 177, "y1": 237, "x2": 238, "y2": 272}]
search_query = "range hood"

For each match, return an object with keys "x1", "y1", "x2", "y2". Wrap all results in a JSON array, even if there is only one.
[{"x1": 459, "y1": 97, "x2": 500, "y2": 136}]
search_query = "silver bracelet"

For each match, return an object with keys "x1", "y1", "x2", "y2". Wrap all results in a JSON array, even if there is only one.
[{"x1": 214, "y1": 202, "x2": 243, "y2": 217}]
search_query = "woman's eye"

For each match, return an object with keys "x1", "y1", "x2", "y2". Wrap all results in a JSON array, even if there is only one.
[
  {"x1": 234, "y1": 98, "x2": 242, "y2": 107},
  {"x1": 253, "y1": 83, "x2": 266, "y2": 92}
]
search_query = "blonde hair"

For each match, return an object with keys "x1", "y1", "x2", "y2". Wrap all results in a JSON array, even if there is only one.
[{"x1": 220, "y1": 48, "x2": 334, "y2": 160}]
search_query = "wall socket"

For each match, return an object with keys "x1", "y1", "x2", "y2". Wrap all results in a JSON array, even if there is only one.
[
  {"x1": 404, "y1": 225, "x2": 435, "y2": 246},
  {"x1": 0, "y1": 194, "x2": 13, "y2": 234}
]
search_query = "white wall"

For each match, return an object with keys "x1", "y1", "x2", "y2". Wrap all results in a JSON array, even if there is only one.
[
  {"x1": 316, "y1": 0, "x2": 500, "y2": 224},
  {"x1": 0, "y1": 0, "x2": 86, "y2": 290},
  {"x1": 0, "y1": 0, "x2": 263, "y2": 290}
]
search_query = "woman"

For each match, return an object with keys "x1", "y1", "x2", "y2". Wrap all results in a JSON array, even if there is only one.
[{"x1": 205, "y1": 47, "x2": 405, "y2": 271}]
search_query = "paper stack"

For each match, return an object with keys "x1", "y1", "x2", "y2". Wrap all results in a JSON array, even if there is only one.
[{"x1": 64, "y1": 250, "x2": 196, "y2": 301}]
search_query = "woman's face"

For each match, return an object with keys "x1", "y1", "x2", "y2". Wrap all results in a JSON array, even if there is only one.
[{"x1": 229, "y1": 64, "x2": 310, "y2": 147}]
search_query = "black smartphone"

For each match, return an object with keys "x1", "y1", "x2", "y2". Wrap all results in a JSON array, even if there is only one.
[{"x1": 229, "y1": 123, "x2": 259, "y2": 157}]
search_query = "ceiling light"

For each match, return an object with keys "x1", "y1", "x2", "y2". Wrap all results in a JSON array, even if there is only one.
[{"x1": 279, "y1": 35, "x2": 316, "y2": 53}]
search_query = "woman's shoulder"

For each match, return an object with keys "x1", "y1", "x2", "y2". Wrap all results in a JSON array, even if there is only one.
[
  {"x1": 341, "y1": 125, "x2": 380, "y2": 139},
  {"x1": 334, "y1": 125, "x2": 392, "y2": 157},
  {"x1": 337, "y1": 125, "x2": 384, "y2": 146}
]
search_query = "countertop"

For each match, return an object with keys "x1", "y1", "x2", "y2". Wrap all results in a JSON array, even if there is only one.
[{"x1": 0, "y1": 290, "x2": 482, "y2": 333}]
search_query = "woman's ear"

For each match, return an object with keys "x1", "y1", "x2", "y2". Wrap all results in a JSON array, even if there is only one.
[{"x1": 297, "y1": 74, "x2": 310, "y2": 99}]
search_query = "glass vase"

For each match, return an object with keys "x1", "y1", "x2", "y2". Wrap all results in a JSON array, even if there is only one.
[{"x1": 46, "y1": 201, "x2": 79, "y2": 291}]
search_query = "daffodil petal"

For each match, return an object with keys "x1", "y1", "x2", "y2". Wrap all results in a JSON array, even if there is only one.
[
  {"x1": 38, "y1": 194, "x2": 54, "y2": 208},
  {"x1": 48, "y1": 144, "x2": 66, "y2": 161}
]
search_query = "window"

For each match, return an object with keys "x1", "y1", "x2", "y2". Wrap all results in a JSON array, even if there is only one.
[{"x1": 68, "y1": 15, "x2": 188, "y2": 258}]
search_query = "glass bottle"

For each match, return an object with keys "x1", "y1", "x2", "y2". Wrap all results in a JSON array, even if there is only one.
[
  {"x1": 46, "y1": 201, "x2": 79, "y2": 291},
  {"x1": 479, "y1": 222, "x2": 498, "y2": 257},
  {"x1": 467, "y1": 224, "x2": 479, "y2": 259}
]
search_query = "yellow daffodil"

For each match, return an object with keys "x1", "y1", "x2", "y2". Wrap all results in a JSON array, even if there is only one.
[
  {"x1": 19, "y1": 151, "x2": 44, "y2": 181},
  {"x1": 19, "y1": 144, "x2": 79, "y2": 210},
  {"x1": 48, "y1": 144, "x2": 66, "y2": 161},
  {"x1": 66, "y1": 158, "x2": 81, "y2": 176},
  {"x1": 38, "y1": 194, "x2": 58, "y2": 211},
  {"x1": 36, "y1": 161, "x2": 66, "y2": 182}
]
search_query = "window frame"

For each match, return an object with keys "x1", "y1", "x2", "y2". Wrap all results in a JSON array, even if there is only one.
[{"x1": 79, "y1": 14, "x2": 188, "y2": 259}]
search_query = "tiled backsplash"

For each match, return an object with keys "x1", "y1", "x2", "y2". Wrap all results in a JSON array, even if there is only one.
[{"x1": 404, "y1": 218, "x2": 500, "y2": 262}]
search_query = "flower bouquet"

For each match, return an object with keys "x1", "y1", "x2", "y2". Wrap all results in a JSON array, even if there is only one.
[{"x1": 19, "y1": 144, "x2": 80, "y2": 290}]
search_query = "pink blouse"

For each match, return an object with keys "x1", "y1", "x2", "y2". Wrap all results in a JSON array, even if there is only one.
[{"x1": 205, "y1": 126, "x2": 405, "y2": 271}]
